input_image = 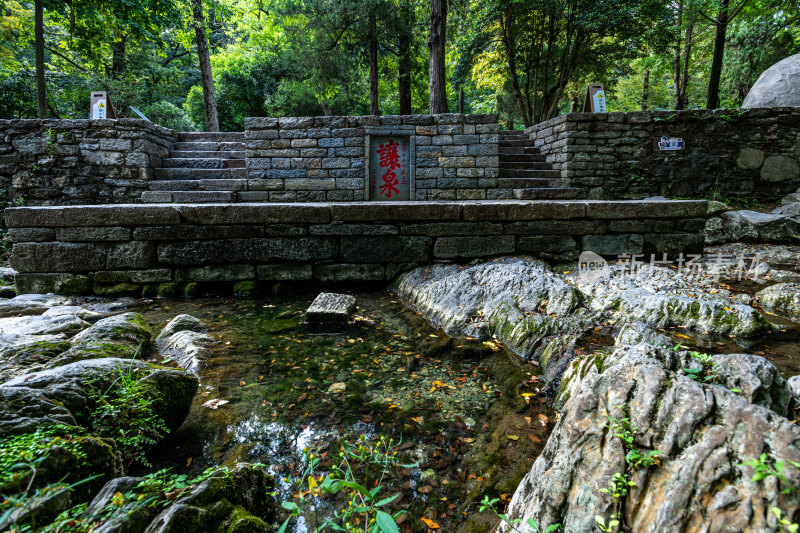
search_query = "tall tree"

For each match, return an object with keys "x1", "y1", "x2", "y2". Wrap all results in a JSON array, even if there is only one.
[
  {"x1": 397, "y1": 0, "x2": 412, "y2": 114},
  {"x1": 191, "y1": 0, "x2": 219, "y2": 131},
  {"x1": 34, "y1": 0, "x2": 47, "y2": 118},
  {"x1": 428, "y1": 0, "x2": 448, "y2": 114},
  {"x1": 701, "y1": 0, "x2": 751, "y2": 108},
  {"x1": 368, "y1": 10, "x2": 379, "y2": 114}
]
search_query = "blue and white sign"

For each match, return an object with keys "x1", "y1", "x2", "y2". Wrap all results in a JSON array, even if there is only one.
[{"x1": 658, "y1": 137, "x2": 683, "y2": 151}]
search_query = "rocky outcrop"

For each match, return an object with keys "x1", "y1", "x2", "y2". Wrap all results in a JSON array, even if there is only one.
[
  {"x1": 756, "y1": 282, "x2": 800, "y2": 320},
  {"x1": 155, "y1": 314, "x2": 214, "y2": 374},
  {"x1": 743, "y1": 54, "x2": 800, "y2": 108},
  {"x1": 504, "y1": 344, "x2": 800, "y2": 533},
  {"x1": 721, "y1": 210, "x2": 800, "y2": 243},
  {"x1": 393, "y1": 258, "x2": 592, "y2": 381},
  {"x1": 572, "y1": 263, "x2": 773, "y2": 337}
]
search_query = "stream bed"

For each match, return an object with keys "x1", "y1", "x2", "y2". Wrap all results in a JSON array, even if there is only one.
[{"x1": 132, "y1": 290, "x2": 560, "y2": 532}]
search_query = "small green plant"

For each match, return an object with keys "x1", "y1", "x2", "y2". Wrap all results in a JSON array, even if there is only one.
[
  {"x1": 741, "y1": 453, "x2": 800, "y2": 531},
  {"x1": 85, "y1": 349, "x2": 169, "y2": 466},
  {"x1": 629, "y1": 174, "x2": 646, "y2": 182},
  {"x1": 46, "y1": 128, "x2": 58, "y2": 158},
  {"x1": 653, "y1": 113, "x2": 677, "y2": 122},
  {"x1": 278, "y1": 434, "x2": 415, "y2": 533},
  {"x1": 479, "y1": 495, "x2": 560, "y2": 532},
  {"x1": 683, "y1": 351, "x2": 720, "y2": 383}
]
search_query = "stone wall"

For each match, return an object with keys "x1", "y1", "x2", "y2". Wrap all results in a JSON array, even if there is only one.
[
  {"x1": 6, "y1": 200, "x2": 708, "y2": 295},
  {"x1": 526, "y1": 108, "x2": 800, "y2": 201},
  {"x1": 0, "y1": 119, "x2": 176, "y2": 209},
  {"x1": 245, "y1": 114, "x2": 501, "y2": 201}
]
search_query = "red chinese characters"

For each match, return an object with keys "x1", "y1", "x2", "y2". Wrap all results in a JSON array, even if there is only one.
[{"x1": 376, "y1": 140, "x2": 400, "y2": 199}]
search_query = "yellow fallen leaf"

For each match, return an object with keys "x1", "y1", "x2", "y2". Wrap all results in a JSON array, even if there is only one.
[
  {"x1": 420, "y1": 517, "x2": 440, "y2": 529},
  {"x1": 537, "y1": 414, "x2": 549, "y2": 427},
  {"x1": 524, "y1": 416, "x2": 532, "y2": 425},
  {"x1": 464, "y1": 438, "x2": 475, "y2": 443},
  {"x1": 506, "y1": 434, "x2": 520, "y2": 441}
]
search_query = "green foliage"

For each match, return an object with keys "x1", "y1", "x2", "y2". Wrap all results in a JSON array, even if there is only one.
[
  {"x1": 139, "y1": 100, "x2": 197, "y2": 131},
  {"x1": 279, "y1": 434, "x2": 415, "y2": 533},
  {"x1": 478, "y1": 495, "x2": 561, "y2": 532},
  {"x1": 85, "y1": 356, "x2": 169, "y2": 466},
  {"x1": 683, "y1": 351, "x2": 722, "y2": 384},
  {"x1": 741, "y1": 453, "x2": 800, "y2": 532}
]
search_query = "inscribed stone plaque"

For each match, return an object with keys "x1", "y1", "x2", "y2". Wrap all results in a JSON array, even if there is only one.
[{"x1": 369, "y1": 135, "x2": 410, "y2": 200}]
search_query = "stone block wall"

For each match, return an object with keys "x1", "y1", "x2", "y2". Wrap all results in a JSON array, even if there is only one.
[
  {"x1": 526, "y1": 108, "x2": 800, "y2": 201},
  {"x1": 244, "y1": 114, "x2": 500, "y2": 201},
  {"x1": 0, "y1": 119, "x2": 176, "y2": 209},
  {"x1": 6, "y1": 200, "x2": 708, "y2": 295}
]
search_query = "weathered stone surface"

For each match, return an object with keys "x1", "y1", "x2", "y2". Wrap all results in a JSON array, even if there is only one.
[
  {"x1": 5, "y1": 206, "x2": 181, "y2": 228},
  {"x1": 0, "y1": 294, "x2": 70, "y2": 317},
  {"x1": 433, "y1": 236, "x2": 515, "y2": 259},
  {"x1": 15, "y1": 273, "x2": 91, "y2": 295},
  {"x1": 331, "y1": 202, "x2": 461, "y2": 222},
  {"x1": 572, "y1": 263, "x2": 773, "y2": 337},
  {"x1": 313, "y1": 264, "x2": 385, "y2": 282},
  {"x1": 340, "y1": 236, "x2": 431, "y2": 263},
  {"x1": 46, "y1": 312, "x2": 152, "y2": 367},
  {"x1": 157, "y1": 238, "x2": 336, "y2": 265},
  {"x1": 761, "y1": 155, "x2": 800, "y2": 182},
  {"x1": 722, "y1": 210, "x2": 800, "y2": 242},
  {"x1": 257, "y1": 264, "x2": 313, "y2": 280},
  {"x1": 93, "y1": 269, "x2": 172, "y2": 284},
  {"x1": 55, "y1": 227, "x2": 131, "y2": 242},
  {"x1": 742, "y1": 54, "x2": 800, "y2": 108},
  {"x1": 503, "y1": 344, "x2": 800, "y2": 533},
  {"x1": 155, "y1": 315, "x2": 214, "y2": 374},
  {"x1": 181, "y1": 264, "x2": 256, "y2": 282},
  {"x1": 756, "y1": 282, "x2": 800, "y2": 319},
  {"x1": 581, "y1": 234, "x2": 644, "y2": 255},
  {"x1": 736, "y1": 147, "x2": 765, "y2": 169},
  {"x1": 306, "y1": 293, "x2": 356, "y2": 323},
  {"x1": 11, "y1": 241, "x2": 155, "y2": 272},
  {"x1": 393, "y1": 258, "x2": 591, "y2": 373}
]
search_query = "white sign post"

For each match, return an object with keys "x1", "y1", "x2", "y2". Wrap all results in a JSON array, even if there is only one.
[
  {"x1": 583, "y1": 84, "x2": 607, "y2": 113},
  {"x1": 89, "y1": 91, "x2": 116, "y2": 119}
]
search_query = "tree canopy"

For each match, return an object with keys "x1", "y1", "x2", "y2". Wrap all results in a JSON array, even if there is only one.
[{"x1": 1, "y1": 0, "x2": 798, "y2": 130}]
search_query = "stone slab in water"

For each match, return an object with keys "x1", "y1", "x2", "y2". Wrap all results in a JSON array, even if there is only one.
[{"x1": 305, "y1": 292, "x2": 356, "y2": 332}]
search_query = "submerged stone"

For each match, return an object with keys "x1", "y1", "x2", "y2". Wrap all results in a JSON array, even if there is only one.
[{"x1": 305, "y1": 292, "x2": 356, "y2": 333}]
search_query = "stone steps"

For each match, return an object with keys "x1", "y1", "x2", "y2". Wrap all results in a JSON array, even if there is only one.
[
  {"x1": 499, "y1": 168, "x2": 560, "y2": 179},
  {"x1": 148, "y1": 179, "x2": 248, "y2": 191},
  {"x1": 498, "y1": 139, "x2": 529, "y2": 146},
  {"x1": 513, "y1": 187, "x2": 580, "y2": 200},
  {"x1": 173, "y1": 141, "x2": 245, "y2": 152},
  {"x1": 161, "y1": 158, "x2": 246, "y2": 169},
  {"x1": 499, "y1": 161, "x2": 552, "y2": 170},
  {"x1": 177, "y1": 132, "x2": 245, "y2": 142},
  {"x1": 154, "y1": 168, "x2": 246, "y2": 180},
  {"x1": 170, "y1": 150, "x2": 246, "y2": 159},
  {"x1": 141, "y1": 190, "x2": 237, "y2": 203},
  {"x1": 497, "y1": 177, "x2": 559, "y2": 188}
]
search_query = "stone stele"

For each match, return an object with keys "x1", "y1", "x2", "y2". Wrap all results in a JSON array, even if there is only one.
[{"x1": 743, "y1": 54, "x2": 800, "y2": 108}]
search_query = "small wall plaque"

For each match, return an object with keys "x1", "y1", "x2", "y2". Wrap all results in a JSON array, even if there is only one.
[
  {"x1": 658, "y1": 137, "x2": 683, "y2": 151},
  {"x1": 90, "y1": 91, "x2": 116, "y2": 119}
]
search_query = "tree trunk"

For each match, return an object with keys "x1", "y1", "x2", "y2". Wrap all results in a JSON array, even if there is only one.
[
  {"x1": 111, "y1": 34, "x2": 127, "y2": 77},
  {"x1": 368, "y1": 11, "x2": 379, "y2": 115},
  {"x1": 192, "y1": 0, "x2": 219, "y2": 132},
  {"x1": 642, "y1": 70, "x2": 650, "y2": 110},
  {"x1": 680, "y1": 14, "x2": 694, "y2": 109},
  {"x1": 427, "y1": 0, "x2": 448, "y2": 114},
  {"x1": 397, "y1": 0, "x2": 412, "y2": 115},
  {"x1": 673, "y1": 0, "x2": 683, "y2": 110},
  {"x1": 35, "y1": 0, "x2": 47, "y2": 119},
  {"x1": 320, "y1": 99, "x2": 333, "y2": 116},
  {"x1": 706, "y1": 0, "x2": 729, "y2": 109}
]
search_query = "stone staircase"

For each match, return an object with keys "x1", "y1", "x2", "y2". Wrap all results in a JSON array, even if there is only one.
[
  {"x1": 498, "y1": 130, "x2": 579, "y2": 200},
  {"x1": 142, "y1": 132, "x2": 247, "y2": 203}
]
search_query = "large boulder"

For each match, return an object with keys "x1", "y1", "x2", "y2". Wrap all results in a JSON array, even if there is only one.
[
  {"x1": 572, "y1": 263, "x2": 773, "y2": 337},
  {"x1": 45, "y1": 312, "x2": 153, "y2": 368},
  {"x1": 742, "y1": 54, "x2": 800, "y2": 108},
  {"x1": 155, "y1": 315, "x2": 214, "y2": 374},
  {"x1": 393, "y1": 257, "x2": 591, "y2": 380},
  {"x1": 0, "y1": 294, "x2": 70, "y2": 318},
  {"x1": 503, "y1": 344, "x2": 800, "y2": 533},
  {"x1": 756, "y1": 282, "x2": 800, "y2": 319},
  {"x1": 722, "y1": 210, "x2": 800, "y2": 243}
]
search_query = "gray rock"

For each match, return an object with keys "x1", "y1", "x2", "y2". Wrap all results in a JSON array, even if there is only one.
[
  {"x1": 772, "y1": 202, "x2": 800, "y2": 218},
  {"x1": 704, "y1": 217, "x2": 726, "y2": 245},
  {"x1": 156, "y1": 316, "x2": 214, "y2": 375},
  {"x1": 756, "y1": 282, "x2": 800, "y2": 319},
  {"x1": 573, "y1": 263, "x2": 773, "y2": 337},
  {"x1": 393, "y1": 258, "x2": 592, "y2": 375},
  {"x1": 0, "y1": 294, "x2": 70, "y2": 318},
  {"x1": 736, "y1": 147, "x2": 765, "y2": 170},
  {"x1": 614, "y1": 320, "x2": 673, "y2": 348},
  {"x1": 743, "y1": 54, "x2": 800, "y2": 108},
  {"x1": 761, "y1": 155, "x2": 800, "y2": 183},
  {"x1": 306, "y1": 293, "x2": 356, "y2": 324},
  {"x1": 722, "y1": 210, "x2": 800, "y2": 243},
  {"x1": 0, "y1": 338, "x2": 71, "y2": 382},
  {"x1": 788, "y1": 375, "x2": 800, "y2": 402},
  {"x1": 502, "y1": 344, "x2": 800, "y2": 533},
  {"x1": 0, "y1": 313, "x2": 89, "y2": 337}
]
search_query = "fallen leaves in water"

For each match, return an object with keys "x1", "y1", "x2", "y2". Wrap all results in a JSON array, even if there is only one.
[
  {"x1": 528, "y1": 434, "x2": 542, "y2": 443},
  {"x1": 201, "y1": 399, "x2": 229, "y2": 409},
  {"x1": 537, "y1": 414, "x2": 549, "y2": 427},
  {"x1": 506, "y1": 435, "x2": 519, "y2": 441},
  {"x1": 420, "y1": 517, "x2": 440, "y2": 529}
]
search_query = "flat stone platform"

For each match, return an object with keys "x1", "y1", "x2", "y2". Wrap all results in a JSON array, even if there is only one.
[{"x1": 5, "y1": 200, "x2": 708, "y2": 295}]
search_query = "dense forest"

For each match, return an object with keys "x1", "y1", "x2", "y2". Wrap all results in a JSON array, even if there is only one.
[{"x1": 1, "y1": 0, "x2": 798, "y2": 131}]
